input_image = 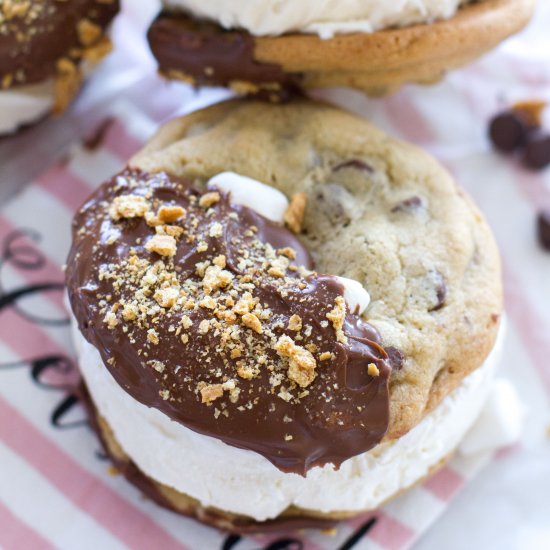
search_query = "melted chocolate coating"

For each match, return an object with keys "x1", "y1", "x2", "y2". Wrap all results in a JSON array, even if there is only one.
[
  {"x1": 66, "y1": 169, "x2": 391, "y2": 475},
  {"x1": 0, "y1": 0, "x2": 119, "y2": 87},
  {"x1": 147, "y1": 12, "x2": 296, "y2": 91}
]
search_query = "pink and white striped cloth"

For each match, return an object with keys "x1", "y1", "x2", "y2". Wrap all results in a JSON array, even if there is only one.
[{"x1": 0, "y1": 3, "x2": 549, "y2": 549}]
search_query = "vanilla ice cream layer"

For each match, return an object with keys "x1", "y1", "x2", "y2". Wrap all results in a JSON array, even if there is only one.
[
  {"x1": 0, "y1": 79, "x2": 54, "y2": 135},
  {"x1": 74, "y1": 319, "x2": 503, "y2": 521},
  {"x1": 162, "y1": 0, "x2": 473, "y2": 38}
]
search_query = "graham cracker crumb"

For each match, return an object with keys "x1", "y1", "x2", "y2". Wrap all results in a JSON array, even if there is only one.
[
  {"x1": 241, "y1": 312, "x2": 263, "y2": 334},
  {"x1": 54, "y1": 58, "x2": 82, "y2": 114},
  {"x1": 327, "y1": 296, "x2": 348, "y2": 344},
  {"x1": 284, "y1": 192, "x2": 307, "y2": 233},
  {"x1": 157, "y1": 224, "x2": 184, "y2": 238},
  {"x1": 278, "y1": 387, "x2": 293, "y2": 402},
  {"x1": 2, "y1": 74, "x2": 13, "y2": 89},
  {"x1": 209, "y1": 222, "x2": 223, "y2": 238},
  {"x1": 368, "y1": 363, "x2": 380, "y2": 377},
  {"x1": 81, "y1": 36, "x2": 112, "y2": 63},
  {"x1": 146, "y1": 212, "x2": 162, "y2": 227},
  {"x1": 213, "y1": 254, "x2": 226, "y2": 268},
  {"x1": 199, "y1": 192, "x2": 220, "y2": 208},
  {"x1": 147, "y1": 329, "x2": 159, "y2": 345},
  {"x1": 78, "y1": 18, "x2": 102, "y2": 47},
  {"x1": 198, "y1": 319, "x2": 211, "y2": 334},
  {"x1": 149, "y1": 360, "x2": 165, "y2": 373},
  {"x1": 202, "y1": 265, "x2": 234, "y2": 294},
  {"x1": 229, "y1": 80, "x2": 261, "y2": 95},
  {"x1": 154, "y1": 287, "x2": 179, "y2": 309},
  {"x1": 166, "y1": 69, "x2": 196, "y2": 86},
  {"x1": 2, "y1": 0, "x2": 31, "y2": 20},
  {"x1": 277, "y1": 247, "x2": 296, "y2": 259},
  {"x1": 200, "y1": 384, "x2": 224, "y2": 404},
  {"x1": 103, "y1": 311, "x2": 118, "y2": 329},
  {"x1": 122, "y1": 304, "x2": 138, "y2": 321},
  {"x1": 145, "y1": 235, "x2": 177, "y2": 257},
  {"x1": 275, "y1": 335, "x2": 317, "y2": 388},
  {"x1": 181, "y1": 315, "x2": 193, "y2": 329},
  {"x1": 158, "y1": 205, "x2": 185, "y2": 223},
  {"x1": 199, "y1": 296, "x2": 216, "y2": 310},
  {"x1": 268, "y1": 262, "x2": 287, "y2": 278},
  {"x1": 288, "y1": 314, "x2": 302, "y2": 331},
  {"x1": 110, "y1": 195, "x2": 149, "y2": 221},
  {"x1": 237, "y1": 363, "x2": 256, "y2": 379},
  {"x1": 234, "y1": 292, "x2": 255, "y2": 315}
]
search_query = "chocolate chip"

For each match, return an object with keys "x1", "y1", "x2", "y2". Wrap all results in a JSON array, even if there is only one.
[
  {"x1": 314, "y1": 184, "x2": 356, "y2": 225},
  {"x1": 429, "y1": 271, "x2": 447, "y2": 312},
  {"x1": 523, "y1": 133, "x2": 550, "y2": 170},
  {"x1": 83, "y1": 117, "x2": 115, "y2": 151},
  {"x1": 489, "y1": 112, "x2": 528, "y2": 152},
  {"x1": 385, "y1": 347, "x2": 404, "y2": 371},
  {"x1": 333, "y1": 159, "x2": 374, "y2": 173},
  {"x1": 391, "y1": 196, "x2": 423, "y2": 213},
  {"x1": 538, "y1": 210, "x2": 550, "y2": 251}
]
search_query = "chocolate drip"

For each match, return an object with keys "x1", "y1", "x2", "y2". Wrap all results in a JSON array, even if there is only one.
[
  {"x1": 148, "y1": 12, "x2": 295, "y2": 90},
  {"x1": 66, "y1": 169, "x2": 391, "y2": 475},
  {"x1": 0, "y1": 0, "x2": 119, "y2": 87}
]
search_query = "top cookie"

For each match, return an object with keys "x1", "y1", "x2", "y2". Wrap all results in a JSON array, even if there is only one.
[
  {"x1": 131, "y1": 99, "x2": 503, "y2": 441},
  {"x1": 148, "y1": 0, "x2": 535, "y2": 96}
]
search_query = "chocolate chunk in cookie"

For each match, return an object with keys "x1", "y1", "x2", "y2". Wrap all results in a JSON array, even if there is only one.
[
  {"x1": 523, "y1": 133, "x2": 550, "y2": 170},
  {"x1": 391, "y1": 196, "x2": 424, "y2": 213},
  {"x1": 538, "y1": 210, "x2": 550, "y2": 251},
  {"x1": 333, "y1": 159, "x2": 374, "y2": 173},
  {"x1": 489, "y1": 112, "x2": 528, "y2": 152}
]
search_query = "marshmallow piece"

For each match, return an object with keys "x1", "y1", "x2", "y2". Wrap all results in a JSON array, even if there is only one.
[
  {"x1": 459, "y1": 379, "x2": 523, "y2": 455},
  {"x1": 0, "y1": 79, "x2": 55, "y2": 135},
  {"x1": 336, "y1": 276, "x2": 371, "y2": 315},
  {"x1": 208, "y1": 172, "x2": 289, "y2": 224}
]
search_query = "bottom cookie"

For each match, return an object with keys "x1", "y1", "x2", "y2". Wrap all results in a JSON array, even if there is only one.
[{"x1": 80, "y1": 382, "x2": 454, "y2": 534}]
